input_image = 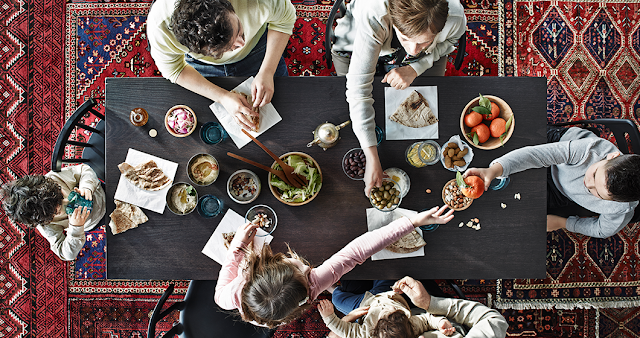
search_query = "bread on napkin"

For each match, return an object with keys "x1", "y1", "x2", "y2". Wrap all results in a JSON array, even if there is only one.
[
  {"x1": 109, "y1": 200, "x2": 148, "y2": 235},
  {"x1": 222, "y1": 232, "x2": 236, "y2": 249},
  {"x1": 118, "y1": 160, "x2": 172, "y2": 191},
  {"x1": 385, "y1": 229, "x2": 426, "y2": 254},
  {"x1": 232, "y1": 91, "x2": 261, "y2": 132},
  {"x1": 389, "y1": 90, "x2": 438, "y2": 128}
]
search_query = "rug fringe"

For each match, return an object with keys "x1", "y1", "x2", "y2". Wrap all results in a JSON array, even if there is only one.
[{"x1": 494, "y1": 299, "x2": 640, "y2": 310}]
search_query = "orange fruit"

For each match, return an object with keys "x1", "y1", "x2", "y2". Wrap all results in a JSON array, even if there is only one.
[
  {"x1": 470, "y1": 124, "x2": 490, "y2": 144},
  {"x1": 464, "y1": 111, "x2": 483, "y2": 128},
  {"x1": 461, "y1": 175, "x2": 485, "y2": 199},
  {"x1": 490, "y1": 118, "x2": 507, "y2": 138},
  {"x1": 484, "y1": 101, "x2": 500, "y2": 121}
]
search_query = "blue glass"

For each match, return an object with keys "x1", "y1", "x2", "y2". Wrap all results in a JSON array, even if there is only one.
[
  {"x1": 489, "y1": 177, "x2": 510, "y2": 191},
  {"x1": 200, "y1": 122, "x2": 228, "y2": 144},
  {"x1": 197, "y1": 195, "x2": 223, "y2": 218},
  {"x1": 375, "y1": 125, "x2": 384, "y2": 146}
]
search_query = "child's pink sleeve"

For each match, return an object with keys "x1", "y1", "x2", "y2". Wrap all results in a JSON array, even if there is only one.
[{"x1": 214, "y1": 238, "x2": 249, "y2": 310}]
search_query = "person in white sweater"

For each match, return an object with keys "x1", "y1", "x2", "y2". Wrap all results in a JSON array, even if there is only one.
[
  {"x1": 0, "y1": 164, "x2": 106, "y2": 260},
  {"x1": 331, "y1": 0, "x2": 466, "y2": 197}
]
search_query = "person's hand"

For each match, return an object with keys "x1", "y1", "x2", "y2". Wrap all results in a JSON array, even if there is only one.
[
  {"x1": 547, "y1": 215, "x2": 567, "y2": 232},
  {"x1": 68, "y1": 206, "x2": 90, "y2": 227},
  {"x1": 219, "y1": 91, "x2": 258, "y2": 131},
  {"x1": 317, "y1": 299, "x2": 335, "y2": 318},
  {"x1": 464, "y1": 163, "x2": 503, "y2": 192},
  {"x1": 438, "y1": 318, "x2": 456, "y2": 336},
  {"x1": 252, "y1": 71, "x2": 274, "y2": 108},
  {"x1": 392, "y1": 276, "x2": 431, "y2": 310},
  {"x1": 236, "y1": 221, "x2": 261, "y2": 246},
  {"x1": 363, "y1": 146, "x2": 384, "y2": 197},
  {"x1": 381, "y1": 66, "x2": 418, "y2": 90},
  {"x1": 409, "y1": 205, "x2": 454, "y2": 227},
  {"x1": 342, "y1": 306, "x2": 370, "y2": 322},
  {"x1": 74, "y1": 187, "x2": 92, "y2": 201}
]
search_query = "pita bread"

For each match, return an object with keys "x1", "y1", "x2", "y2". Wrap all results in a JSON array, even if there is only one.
[
  {"x1": 118, "y1": 160, "x2": 172, "y2": 191},
  {"x1": 385, "y1": 229, "x2": 426, "y2": 254},
  {"x1": 222, "y1": 232, "x2": 236, "y2": 249},
  {"x1": 389, "y1": 91, "x2": 438, "y2": 128},
  {"x1": 232, "y1": 91, "x2": 261, "y2": 132},
  {"x1": 108, "y1": 200, "x2": 148, "y2": 235}
]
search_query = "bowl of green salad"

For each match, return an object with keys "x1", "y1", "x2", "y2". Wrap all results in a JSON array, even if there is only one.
[{"x1": 268, "y1": 152, "x2": 323, "y2": 206}]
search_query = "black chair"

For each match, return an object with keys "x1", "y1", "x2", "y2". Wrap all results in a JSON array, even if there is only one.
[
  {"x1": 51, "y1": 98, "x2": 105, "y2": 182},
  {"x1": 148, "y1": 280, "x2": 275, "y2": 338},
  {"x1": 324, "y1": 0, "x2": 467, "y2": 71},
  {"x1": 549, "y1": 119, "x2": 640, "y2": 222}
]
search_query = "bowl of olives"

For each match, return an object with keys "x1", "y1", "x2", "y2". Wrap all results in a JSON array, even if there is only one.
[{"x1": 369, "y1": 178, "x2": 402, "y2": 212}]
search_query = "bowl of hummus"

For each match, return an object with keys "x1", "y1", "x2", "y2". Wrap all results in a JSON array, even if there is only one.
[
  {"x1": 166, "y1": 182, "x2": 198, "y2": 215},
  {"x1": 188, "y1": 153, "x2": 219, "y2": 186}
]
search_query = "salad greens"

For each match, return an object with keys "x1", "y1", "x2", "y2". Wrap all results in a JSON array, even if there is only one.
[{"x1": 270, "y1": 154, "x2": 322, "y2": 203}]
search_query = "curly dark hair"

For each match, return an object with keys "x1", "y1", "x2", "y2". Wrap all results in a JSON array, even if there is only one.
[
  {"x1": 170, "y1": 0, "x2": 236, "y2": 58},
  {"x1": 389, "y1": 0, "x2": 449, "y2": 38},
  {"x1": 0, "y1": 175, "x2": 63, "y2": 228},
  {"x1": 371, "y1": 309, "x2": 413, "y2": 338},
  {"x1": 605, "y1": 154, "x2": 640, "y2": 202}
]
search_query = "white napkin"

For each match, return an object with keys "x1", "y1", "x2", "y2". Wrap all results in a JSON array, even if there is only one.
[
  {"x1": 113, "y1": 148, "x2": 178, "y2": 214},
  {"x1": 384, "y1": 86, "x2": 439, "y2": 140},
  {"x1": 367, "y1": 207, "x2": 424, "y2": 261},
  {"x1": 209, "y1": 76, "x2": 282, "y2": 149},
  {"x1": 202, "y1": 208, "x2": 273, "y2": 265}
]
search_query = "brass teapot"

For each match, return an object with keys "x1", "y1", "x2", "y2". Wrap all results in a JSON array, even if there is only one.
[{"x1": 307, "y1": 120, "x2": 351, "y2": 150}]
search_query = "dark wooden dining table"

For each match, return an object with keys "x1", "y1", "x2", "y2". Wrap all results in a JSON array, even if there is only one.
[{"x1": 104, "y1": 76, "x2": 547, "y2": 280}]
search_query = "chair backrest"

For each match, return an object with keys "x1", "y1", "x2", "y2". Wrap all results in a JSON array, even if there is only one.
[
  {"x1": 148, "y1": 281, "x2": 274, "y2": 338},
  {"x1": 453, "y1": 31, "x2": 466, "y2": 71},
  {"x1": 51, "y1": 98, "x2": 105, "y2": 181},
  {"x1": 551, "y1": 119, "x2": 640, "y2": 154},
  {"x1": 324, "y1": 0, "x2": 346, "y2": 69}
]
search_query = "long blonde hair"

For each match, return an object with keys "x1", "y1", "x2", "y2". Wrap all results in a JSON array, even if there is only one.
[{"x1": 240, "y1": 244, "x2": 313, "y2": 328}]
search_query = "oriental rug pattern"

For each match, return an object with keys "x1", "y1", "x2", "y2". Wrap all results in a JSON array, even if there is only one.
[{"x1": 496, "y1": 0, "x2": 640, "y2": 311}]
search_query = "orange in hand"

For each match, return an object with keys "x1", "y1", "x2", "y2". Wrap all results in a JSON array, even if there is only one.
[
  {"x1": 469, "y1": 124, "x2": 490, "y2": 144},
  {"x1": 456, "y1": 172, "x2": 484, "y2": 199},
  {"x1": 464, "y1": 111, "x2": 483, "y2": 128},
  {"x1": 489, "y1": 118, "x2": 507, "y2": 138}
]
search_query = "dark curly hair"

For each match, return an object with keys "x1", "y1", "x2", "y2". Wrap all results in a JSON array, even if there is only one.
[
  {"x1": 605, "y1": 154, "x2": 640, "y2": 202},
  {"x1": 371, "y1": 309, "x2": 413, "y2": 338},
  {"x1": 170, "y1": 0, "x2": 236, "y2": 58},
  {"x1": 0, "y1": 175, "x2": 63, "y2": 228}
]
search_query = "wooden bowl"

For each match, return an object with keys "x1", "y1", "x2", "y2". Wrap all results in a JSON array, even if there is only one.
[
  {"x1": 460, "y1": 95, "x2": 515, "y2": 150},
  {"x1": 165, "y1": 105, "x2": 197, "y2": 137},
  {"x1": 268, "y1": 152, "x2": 322, "y2": 206},
  {"x1": 442, "y1": 179, "x2": 473, "y2": 211}
]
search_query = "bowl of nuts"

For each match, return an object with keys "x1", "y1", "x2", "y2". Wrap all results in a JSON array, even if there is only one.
[
  {"x1": 442, "y1": 179, "x2": 473, "y2": 211},
  {"x1": 245, "y1": 204, "x2": 277, "y2": 237},
  {"x1": 343, "y1": 148, "x2": 366, "y2": 180},
  {"x1": 369, "y1": 178, "x2": 402, "y2": 212},
  {"x1": 441, "y1": 135, "x2": 473, "y2": 172}
]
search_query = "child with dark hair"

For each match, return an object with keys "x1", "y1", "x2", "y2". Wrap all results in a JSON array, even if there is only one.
[
  {"x1": 466, "y1": 127, "x2": 640, "y2": 238},
  {"x1": 0, "y1": 164, "x2": 106, "y2": 260},
  {"x1": 147, "y1": 0, "x2": 295, "y2": 131},
  {"x1": 215, "y1": 206, "x2": 455, "y2": 328},
  {"x1": 317, "y1": 280, "x2": 456, "y2": 338}
]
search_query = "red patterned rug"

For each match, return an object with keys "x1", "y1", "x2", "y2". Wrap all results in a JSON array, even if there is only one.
[{"x1": 496, "y1": 0, "x2": 640, "y2": 311}]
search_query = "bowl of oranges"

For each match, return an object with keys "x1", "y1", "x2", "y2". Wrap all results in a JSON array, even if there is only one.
[{"x1": 460, "y1": 94, "x2": 514, "y2": 150}]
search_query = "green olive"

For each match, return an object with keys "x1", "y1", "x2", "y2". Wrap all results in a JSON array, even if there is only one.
[
  {"x1": 393, "y1": 197, "x2": 400, "y2": 204},
  {"x1": 383, "y1": 191, "x2": 390, "y2": 199}
]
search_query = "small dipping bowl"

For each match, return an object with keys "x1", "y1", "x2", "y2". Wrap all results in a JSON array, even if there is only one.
[
  {"x1": 166, "y1": 182, "x2": 198, "y2": 215},
  {"x1": 200, "y1": 122, "x2": 228, "y2": 144},
  {"x1": 342, "y1": 148, "x2": 365, "y2": 180},
  {"x1": 383, "y1": 167, "x2": 410, "y2": 198},
  {"x1": 227, "y1": 169, "x2": 261, "y2": 204},
  {"x1": 197, "y1": 194, "x2": 224, "y2": 218},
  {"x1": 245, "y1": 204, "x2": 278, "y2": 237},
  {"x1": 187, "y1": 153, "x2": 219, "y2": 186}
]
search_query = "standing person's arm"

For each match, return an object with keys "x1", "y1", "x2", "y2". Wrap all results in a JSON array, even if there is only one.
[{"x1": 251, "y1": 30, "x2": 290, "y2": 108}]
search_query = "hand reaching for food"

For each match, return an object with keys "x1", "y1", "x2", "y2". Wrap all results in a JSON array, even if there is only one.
[
  {"x1": 221, "y1": 91, "x2": 258, "y2": 131},
  {"x1": 410, "y1": 205, "x2": 454, "y2": 227}
]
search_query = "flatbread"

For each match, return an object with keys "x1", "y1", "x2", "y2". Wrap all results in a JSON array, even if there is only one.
[
  {"x1": 108, "y1": 200, "x2": 148, "y2": 235},
  {"x1": 232, "y1": 91, "x2": 261, "y2": 132},
  {"x1": 118, "y1": 160, "x2": 172, "y2": 191},
  {"x1": 385, "y1": 229, "x2": 426, "y2": 254},
  {"x1": 222, "y1": 232, "x2": 236, "y2": 249},
  {"x1": 389, "y1": 91, "x2": 438, "y2": 128}
]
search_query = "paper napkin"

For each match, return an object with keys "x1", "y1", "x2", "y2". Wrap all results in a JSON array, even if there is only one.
[
  {"x1": 367, "y1": 207, "x2": 424, "y2": 261},
  {"x1": 202, "y1": 208, "x2": 273, "y2": 265},
  {"x1": 384, "y1": 86, "x2": 439, "y2": 140},
  {"x1": 113, "y1": 148, "x2": 178, "y2": 214},
  {"x1": 209, "y1": 76, "x2": 282, "y2": 149}
]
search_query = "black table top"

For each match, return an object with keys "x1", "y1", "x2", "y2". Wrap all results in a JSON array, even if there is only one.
[{"x1": 105, "y1": 76, "x2": 548, "y2": 280}]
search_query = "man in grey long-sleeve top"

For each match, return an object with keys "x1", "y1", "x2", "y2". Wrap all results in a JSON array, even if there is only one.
[{"x1": 466, "y1": 127, "x2": 640, "y2": 238}]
